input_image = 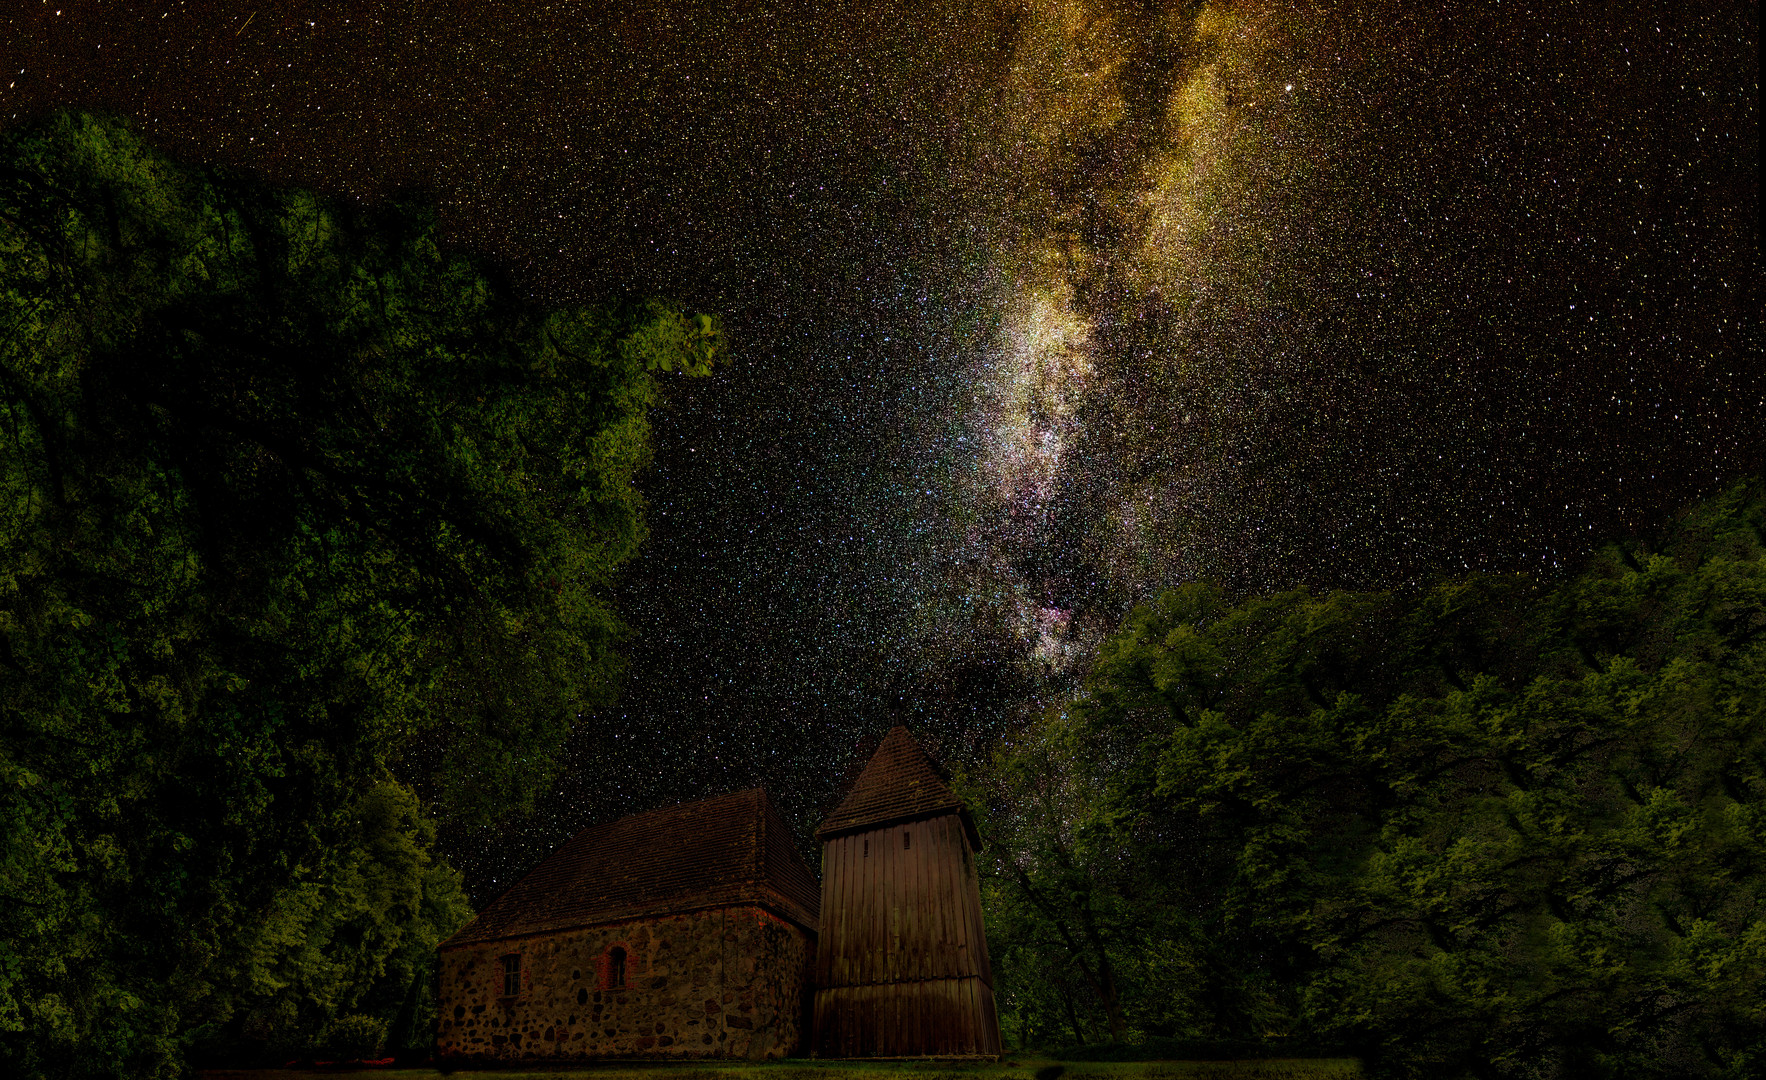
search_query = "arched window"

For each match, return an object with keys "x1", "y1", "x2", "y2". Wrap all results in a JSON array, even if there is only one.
[
  {"x1": 608, "y1": 945, "x2": 627, "y2": 989},
  {"x1": 501, "y1": 953, "x2": 522, "y2": 998}
]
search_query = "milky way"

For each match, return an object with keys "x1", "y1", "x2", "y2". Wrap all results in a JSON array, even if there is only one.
[{"x1": 4, "y1": 0, "x2": 1757, "y2": 899}]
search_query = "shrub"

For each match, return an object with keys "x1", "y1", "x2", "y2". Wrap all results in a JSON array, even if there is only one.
[{"x1": 323, "y1": 1015, "x2": 387, "y2": 1061}]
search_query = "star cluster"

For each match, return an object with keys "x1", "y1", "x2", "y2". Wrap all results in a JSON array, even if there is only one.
[{"x1": 4, "y1": 0, "x2": 1757, "y2": 899}]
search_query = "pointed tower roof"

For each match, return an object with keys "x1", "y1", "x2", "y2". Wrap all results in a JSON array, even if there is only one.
[{"x1": 815, "y1": 726, "x2": 983, "y2": 849}]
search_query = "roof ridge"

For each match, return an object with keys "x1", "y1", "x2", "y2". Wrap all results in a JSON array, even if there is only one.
[{"x1": 442, "y1": 785, "x2": 819, "y2": 949}]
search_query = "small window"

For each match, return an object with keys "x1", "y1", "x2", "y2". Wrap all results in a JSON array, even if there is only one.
[
  {"x1": 608, "y1": 945, "x2": 626, "y2": 989},
  {"x1": 502, "y1": 954, "x2": 522, "y2": 997},
  {"x1": 904, "y1": 830, "x2": 911, "y2": 850},
  {"x1": 863, "y1": 838, "x2": 869, "y2": 858}
]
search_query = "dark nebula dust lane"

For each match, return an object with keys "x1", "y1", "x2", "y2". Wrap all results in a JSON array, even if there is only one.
[{"x1": 5, "y1": 0, "x2": 1758, "y2": 896}]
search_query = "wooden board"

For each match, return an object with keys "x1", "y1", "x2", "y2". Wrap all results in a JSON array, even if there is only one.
[
  {"x1": 811, "y1": 978, "x2": 1001, "y2": 1058},
  {"x1": 813, "y1": 811, "x2": 1001, "y2": 1056}
]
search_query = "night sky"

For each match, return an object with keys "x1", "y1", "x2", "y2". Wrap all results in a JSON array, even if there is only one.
[{"x1": 4, "y1": 0, "x2": 1759, "y2": 900}]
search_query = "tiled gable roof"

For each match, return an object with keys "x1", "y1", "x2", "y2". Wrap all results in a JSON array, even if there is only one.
[
  {"x1": 443, "y1": 788, "x2": 819, "y2": 948},
  {"x1": 814, "y1": 726, "x2": 982, "y2": 849}
]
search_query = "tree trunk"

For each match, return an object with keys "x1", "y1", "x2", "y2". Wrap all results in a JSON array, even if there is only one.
[
  {"x1": 1061, "y1": 986, "x2": 1086, "y2": 1046},
  {"x1": 994, "y1": 845, "x2": 1131, "y2": 1042},
  {"x1": 1075, "y1": 906, "x2": 1130, "y2": 1042}
]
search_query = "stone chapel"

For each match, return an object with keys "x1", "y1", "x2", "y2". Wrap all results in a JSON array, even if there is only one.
[{"x1": 435, "y1": 727, "x2": 999, "y2": 1063}]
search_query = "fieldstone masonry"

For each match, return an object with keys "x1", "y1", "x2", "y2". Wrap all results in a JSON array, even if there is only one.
[
  {"x1": 437, "y1": 904, "x2": 812, "y2": 1063},
  {"x1": 436, "y1": 759, "x2": 998, "y2": 1063}
]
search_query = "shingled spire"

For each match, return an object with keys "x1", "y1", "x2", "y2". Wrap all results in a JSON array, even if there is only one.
[{"x1": 814, "y1": 726, "x2": 982, "y2": 849}]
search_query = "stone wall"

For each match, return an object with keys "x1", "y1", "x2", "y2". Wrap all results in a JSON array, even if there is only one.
[{"x1": 437, "y1": 904, "x2": 813, "y2": 1062}]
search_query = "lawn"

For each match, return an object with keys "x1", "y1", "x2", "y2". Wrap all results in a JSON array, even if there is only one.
[{"x1": 199, "y1": 1057, "x2": 1362, "y2": 1080}]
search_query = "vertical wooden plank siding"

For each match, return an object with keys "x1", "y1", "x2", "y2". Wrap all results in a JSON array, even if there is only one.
[
  {"x1": 958, "y1": 825, "x2": 984, "y2": 986},
  {"x1": 885, "y1": 823, "x2": 899, "y2": 981},
  {"x1": 921, "y1": 819, "x2": 942, "y2": 981},
  {"x1": 903, "y1": 824, "x2": 919, "y2": 983},
  {"x1": 944, "y1": 816, "x2": 967, "y2": 978},
  {"x1": 827, "y1": 837, "x2": 841, "y2": 987},
  {"x1": 925, "y1": 822, "x2": 939, "y2": 1051},
  {"x1": 848, "y1": 831, "x2": 860, "y2": 987},
  {"x1": 959, "y1": 816, "x2": 978, "y2": 980},
  {"x1": 868, "y1": 824, "x2": 882, "y2": 984},
  {"x1": 923, "y1": 818, "x2": 945, "y2": 982},
  {"x1": 819, "y1": 843, "x2": 833, "y2": 988},
  {"x1": 812, "y1": 811, "x2": 1001, "y2": 1057},
  {"x1": 962, "y1": 837, "x2": 989, "y2": 986},
  {"x1": 849, "y1": 831, "x2": 862, "y2": 985},
  {"x1": 818, "y1": 838, "x2": 832, "y2": 986},
  {"x1": 833, "y1": 840, "x2": 847, "y2": 988},
  {"x1": 856, "y1": 830, "x2": 869, "y2": 987},
  {"x1": 816, "y1": 838, "x2": 833, "y2": 987},
  {"x1": 840, "y1": 834, "x2": 853, "y2": 987},
  {"x1": 848, "y1": 832, "x2": 863, "y2": 986},
  {"x1": 948, "y1": 818, "x2": 968, "y2": 978}
]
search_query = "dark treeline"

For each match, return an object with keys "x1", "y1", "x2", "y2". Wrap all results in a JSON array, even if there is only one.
[
  {"x1": 971, "y1": 480, "x2": 1764, "y2": 1078},
  {"x1": 0, "y1": 112, "x2": 720, "y2": 1077}
]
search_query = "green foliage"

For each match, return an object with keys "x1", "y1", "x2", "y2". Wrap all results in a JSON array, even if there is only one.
[
  {"x1": 0, "y1": 111, "x2": 720, "y2": 1078},
  {"x1": 214, "y1": 783, "x2": 471, "y2": 1060},
  {"x1": 980, "y1": 480, "x2": 1766, "y2": 1077},
  {"x1": 321, "y1": 1014, "x2": 388, "y2": 1060}
]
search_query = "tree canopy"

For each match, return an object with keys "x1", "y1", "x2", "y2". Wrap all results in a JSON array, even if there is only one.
[
  {"x1": 0, "y1": 111, "x2": 721, "y2": 1077},
  {"x1": 974, "y1": 480, "x2": 1765, "y2": 1078}
]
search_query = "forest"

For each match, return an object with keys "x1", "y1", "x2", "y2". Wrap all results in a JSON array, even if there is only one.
[
  {"x1": 0, "y1": 113, "x2": 1759, "y2": 1080},
  {"x1": 0, "y1": 112, "x2": 719, "y2": 1075},
  {"x1": 972, "y1": 483, "x2": 1764, "y2": 1076}
]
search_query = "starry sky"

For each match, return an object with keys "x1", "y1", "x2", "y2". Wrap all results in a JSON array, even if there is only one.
[{"x1": 4, "y1": 0, "x2": 1759, "y2": 899}]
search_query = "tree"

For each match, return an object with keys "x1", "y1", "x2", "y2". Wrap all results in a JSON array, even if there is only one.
[
  {"x1": 981, "y1": 480, "x2": 1766, "y2": 1077},
  {"x1": 0, "y1": 111, "x2": 722, "y2": 1078},
  {"x1": 960, "y1": 719, "x2": 1141, "y2": 1047}
]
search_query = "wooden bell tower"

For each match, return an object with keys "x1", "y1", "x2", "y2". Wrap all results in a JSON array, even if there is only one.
[{"x1": 811, "y1": 727, "x2": 1001, "y2": 1057}]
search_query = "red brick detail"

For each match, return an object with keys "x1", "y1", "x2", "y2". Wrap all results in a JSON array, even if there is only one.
[{"x1": 597, "y1": 940, "x2": 635, "y2": 990}]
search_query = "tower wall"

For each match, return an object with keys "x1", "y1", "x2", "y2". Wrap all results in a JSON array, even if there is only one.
[{"x1": 812, "y1": 813, "x2": 1000, "y2": 1057}]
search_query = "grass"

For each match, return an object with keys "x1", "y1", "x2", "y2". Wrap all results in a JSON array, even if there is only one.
[{"x1": 199, "y1": 1057, "x2": 1362, "y2": 1080}]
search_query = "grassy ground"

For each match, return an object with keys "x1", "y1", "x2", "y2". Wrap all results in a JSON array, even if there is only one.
[{"x1": 199, "y1": 1057, "x2": 1362, "y2": 1080}]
